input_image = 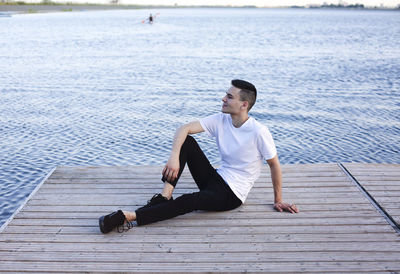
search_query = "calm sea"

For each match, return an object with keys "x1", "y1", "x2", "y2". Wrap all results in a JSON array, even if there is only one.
[{"x1": 0, "y1": 8, "x2": 399, "y2": 227}]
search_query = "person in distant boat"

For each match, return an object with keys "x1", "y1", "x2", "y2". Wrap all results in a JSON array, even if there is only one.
[
  {"x1": 99, "y1": 79, "x2": 299, "y2": 233},
  {"x1": 148, "y1": 14, "x2": 153, "y2": 24}
]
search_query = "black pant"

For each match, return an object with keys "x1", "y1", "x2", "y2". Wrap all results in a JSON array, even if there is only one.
[{"x1": 135, "y1": 135, "x2": 242, "y2": 226}]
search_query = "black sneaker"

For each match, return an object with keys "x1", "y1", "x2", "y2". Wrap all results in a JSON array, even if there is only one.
[
  {"x1": 99, "y1": 210, "x2": 126, "y2": 234},
  {"x1": 137, "y1": 194, "x2": 172, "y2": 210}
]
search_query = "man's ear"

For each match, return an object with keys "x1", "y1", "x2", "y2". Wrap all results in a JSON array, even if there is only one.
[{"x1": 241, "y1": 101, "x2": 249, "y2": 111}]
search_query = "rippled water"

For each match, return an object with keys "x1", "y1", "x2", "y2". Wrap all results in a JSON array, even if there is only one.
[{"x1": 0, "y1": 8, "x2": 399, "y2": 227}]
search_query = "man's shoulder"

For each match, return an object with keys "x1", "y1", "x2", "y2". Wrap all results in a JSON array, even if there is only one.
[
  {"x1": 206, "y1": 113, "x2": 230, "y2": 123},
  {"x1": 204, "y1": 112, "x2": 225, "y2": 119},
  {"x1": 202, "y1": 113, "x2": 226, "y2": 122},
  {"x1": 249, "y1": 117, "x2": 269, "y2": 132},
  {"x1": 199, "y1": 113, "x2": 227, "y2": 129}
]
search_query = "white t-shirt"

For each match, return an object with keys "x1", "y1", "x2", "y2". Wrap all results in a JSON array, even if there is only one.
[{"x1": 199, "y1": 113, "x2": 277, "y2": 203}]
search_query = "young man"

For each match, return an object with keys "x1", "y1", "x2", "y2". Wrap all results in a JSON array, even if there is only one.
[{"x1": 99, "y1": 79, "x2": 299, "y2": 233}]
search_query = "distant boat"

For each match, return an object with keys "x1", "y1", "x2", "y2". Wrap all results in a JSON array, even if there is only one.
[{"x1": 0, "y1": 12, "x2": 12, "y2": 18}]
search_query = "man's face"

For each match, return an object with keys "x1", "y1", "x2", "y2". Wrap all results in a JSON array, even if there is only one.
[{"x1": 221, "y1": 86, "x2": 244, "y2": 114}]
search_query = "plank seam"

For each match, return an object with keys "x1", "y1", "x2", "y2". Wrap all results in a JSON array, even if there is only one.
[
  {"x1": 338, "y1": 163, "x2": 400, "y2": 235},
  {"x1": 0, "y1": 167, "x2": 57, "y2": 234}
]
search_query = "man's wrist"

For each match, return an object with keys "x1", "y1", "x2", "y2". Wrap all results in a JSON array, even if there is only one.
[{"x1": 169, "y1": 152, "x2": 179, "y2": 161}]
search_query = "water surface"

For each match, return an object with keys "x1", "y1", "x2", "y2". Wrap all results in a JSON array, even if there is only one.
[{"x1": 0, "y1": 8, "x2": 399, "y2": 227}]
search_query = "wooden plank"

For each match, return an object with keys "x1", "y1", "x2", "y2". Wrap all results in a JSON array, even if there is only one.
[
  {"x1": 24, "y1": 198, "x2": 371, "y2": 207},
  {"x1": 343, "y1": 163, "x2": 400, "y2": 227},
  {"x1": 38, "y1": 185, "x2": 363, "y2": 193},
  {"x1": 0, "y1": 163, "x2": 399, "y2": 273},
  {"x1": 341, "y1": 163, "x2": 400, "y2": 169},
  {"x1": 0, "y1": 261, "x2": 399, "y2": 273},
  {"x1": 17, "y1": 203, "x2": 377, "y2": 213},
  {"x1": 51, "y1": 169, "x2": 349, "y2": 178},
  {"x1": 14, "y1": 209, "x2": 382, "y2": 220},
  {"x1": 1, "y1": 241, "x2": 400, "y2": 253},
  {"x1": 45, "y1": 176, "x2": 355, "y2": 183},
  {"x1": 27, "y1": 190, "x2": 367, "y2": 200},
  {"x1": 0, "y1": 250, "x2": 399, "y2": 263},
  {"x1": 2, "y1": 223, "x2": 395, "y2": 235},
  {"x1": 349, "y1": 180, "x2": 400, "y2": 186},
  {"x1": 1, "y1": 233, "x2": 398, "y2": 244},
  {"x1": 8, "y1": 216, "x2": 389, "y2": 227},
  {"x1": 28, "y1": 191, "x2": 368, "y2": 200},
  {"x1": 60, "y1": 170, "x2": 348, "y2": 178}
]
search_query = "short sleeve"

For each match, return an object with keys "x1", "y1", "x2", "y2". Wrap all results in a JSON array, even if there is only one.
[
  {"x1": 199, "y1": 113, "x2": 222, "y2": 138},
  {"x1": 257, "y1": 126, "x2": 277, "y2": 160}
]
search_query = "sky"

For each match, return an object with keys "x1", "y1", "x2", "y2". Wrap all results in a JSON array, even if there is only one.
[
  {"x1": 25, "y1": 0, "x2": 399, "y2": 8},
  {"x1": 115, "y1": 0, "x2": 399, "y2": 7}
]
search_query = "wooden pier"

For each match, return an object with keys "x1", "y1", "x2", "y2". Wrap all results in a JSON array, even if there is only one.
[{"x1": 0, "y1": 163, "x2": 399, "y2": 273}]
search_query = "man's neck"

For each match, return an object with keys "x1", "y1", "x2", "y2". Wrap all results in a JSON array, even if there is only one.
[{"x1": 230, "y1": 113, "x2": 249, "y2": 128}]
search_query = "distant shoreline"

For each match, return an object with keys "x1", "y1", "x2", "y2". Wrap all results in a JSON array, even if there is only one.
[
  {"x1": 0, "y1": 3, "x2": 143, "y2": 13},
  {"x1": 0, "y1": 3, "x2": 399, "y2": 14}
]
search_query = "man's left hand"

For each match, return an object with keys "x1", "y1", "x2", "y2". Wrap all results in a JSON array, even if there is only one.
[{"x1": 274, "y1": 202, "x2": 299, "y2": 213}]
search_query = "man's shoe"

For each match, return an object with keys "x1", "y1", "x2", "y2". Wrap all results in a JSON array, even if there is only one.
[
  {"x1": 99, "y1": 210, "x2": 126, "y2": 234},
  {"x1": 137, "y1": 194, "x2": 172, "y2": 210}
]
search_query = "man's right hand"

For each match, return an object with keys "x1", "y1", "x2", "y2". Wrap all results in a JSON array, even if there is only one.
[
  {"x1": 162, "y1": 121, "x2": 204, "y2": 183},
  {"x1": 162, "y1": 157, "x2": 180, "y2": 183},
  {"x1": 274, "y1": 202, "x2": 299, "y2": 214}
]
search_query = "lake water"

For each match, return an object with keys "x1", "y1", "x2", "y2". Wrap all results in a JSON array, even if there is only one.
[{"x1": 0, "y1": 8, "x2": 399, "y2": 227}]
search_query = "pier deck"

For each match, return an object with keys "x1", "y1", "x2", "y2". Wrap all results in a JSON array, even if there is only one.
[{"x1": 0, "y1": 163, "x2": 399, "y2": 273}]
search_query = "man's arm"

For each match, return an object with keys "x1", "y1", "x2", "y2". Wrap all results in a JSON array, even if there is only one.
[
  {"x1": 267, "y1": 155, "x2": 299, "y2": 213},
  {"x1": 162, "y1": 121, "x2": 204, "y2": 182}
]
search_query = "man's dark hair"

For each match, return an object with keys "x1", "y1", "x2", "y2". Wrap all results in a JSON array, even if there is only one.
[{"x1": 231, "y1": 79, "x2": 257, "y2": 112}]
